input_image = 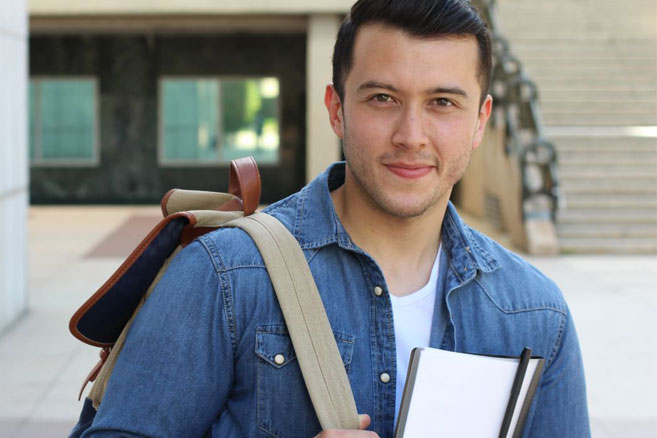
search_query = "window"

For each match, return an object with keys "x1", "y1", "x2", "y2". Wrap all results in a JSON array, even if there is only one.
[
  {"x1": 29, "y1": 78, "x2": 98, "y2": 165},
  {"x1": 160, "y1": 77, "x2": 280, "y2": 165}
]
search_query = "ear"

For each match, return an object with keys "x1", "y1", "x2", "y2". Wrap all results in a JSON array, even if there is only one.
[
  {"x1": 472, "y1": 94, "x2": 493, "y2": 150},
  {"x1": 324, "y1": 84, "x2": 345, "y2": 139}
]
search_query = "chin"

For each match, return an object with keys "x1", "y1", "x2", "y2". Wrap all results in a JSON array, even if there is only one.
[{"x1": 375, "y1": 196, "x2": 439, "y2": 219}]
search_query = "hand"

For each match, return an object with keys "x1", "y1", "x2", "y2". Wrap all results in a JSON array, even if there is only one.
[{"x1": 313, "y1": 414, "x2": 379, "y2": 437}]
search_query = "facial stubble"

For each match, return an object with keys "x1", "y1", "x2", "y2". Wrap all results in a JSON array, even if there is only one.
[{"x1": 340, "y1": 114, "x2": 476, "y2": 220}]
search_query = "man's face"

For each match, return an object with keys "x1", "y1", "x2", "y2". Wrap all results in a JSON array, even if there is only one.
[{"x1": 325, "y1": 24, "x2": 492, "y2": 219}]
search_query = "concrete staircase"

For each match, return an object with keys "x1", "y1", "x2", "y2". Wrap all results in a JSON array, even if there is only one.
[{"x1": 496, "y1": 0, "x2": 657, "y2": 254}]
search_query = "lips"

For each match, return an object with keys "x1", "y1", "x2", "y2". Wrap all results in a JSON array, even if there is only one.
[{"x1": 385, "y1": 163, "x2": 433, "y2": 179}]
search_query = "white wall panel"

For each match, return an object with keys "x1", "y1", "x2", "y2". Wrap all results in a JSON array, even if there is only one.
[
  {"x1": 0, "y1": 0, "x2": 28, "y2": 333},
  {"x1": 9, "y1": 38, "x2": 28, "y2": 190},
  {"x1": 0, "y1": 196, "x2": 28, "y2": 331},
  {"x1": 0, "y1": 52, "x2": 8, "y2": 195},
  {"x1": 1, "y1": 0, "x2": 27, "y2": 37}
]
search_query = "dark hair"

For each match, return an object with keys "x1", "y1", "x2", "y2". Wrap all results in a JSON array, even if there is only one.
[{"x1": 332, "y1": 0, "x2": 492, "y2": 105}]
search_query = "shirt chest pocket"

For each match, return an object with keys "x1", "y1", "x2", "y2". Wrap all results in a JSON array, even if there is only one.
[{"x1": 254, "y1": 325, "x2": 355, "y2": 437}]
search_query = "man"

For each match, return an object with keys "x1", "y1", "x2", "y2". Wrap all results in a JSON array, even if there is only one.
[{"x1": 80, "y1": 0, "x2": 590, "y2": 436}]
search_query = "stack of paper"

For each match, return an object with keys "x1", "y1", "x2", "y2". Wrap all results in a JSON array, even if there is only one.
[{"x1": 395, "y1": 347, "x2": 544, "y2": 438}]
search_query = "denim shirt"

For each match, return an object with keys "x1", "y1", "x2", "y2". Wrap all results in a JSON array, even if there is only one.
[{"x1": 82, "y1": 163, "x2": 590, "y2": 438}]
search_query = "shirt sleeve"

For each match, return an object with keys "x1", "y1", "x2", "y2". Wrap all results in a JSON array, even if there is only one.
[
  {"x1": 524, "y1": 306, "x2": 591, "y2": 438},
  {"x1": 81, "y1": 240, "x2": 234, "y2": 437}
]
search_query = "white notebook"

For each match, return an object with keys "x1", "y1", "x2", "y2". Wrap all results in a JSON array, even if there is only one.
[{"x1": 394, "y1": 347, "x2": 544, "y2": 438}]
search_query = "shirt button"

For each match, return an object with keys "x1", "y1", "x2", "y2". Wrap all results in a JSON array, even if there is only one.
[
  {"x1": 380, "y1": 372, "x2": 391, "y2": 383},
  {"x1": 374, "y1": 286, "x2": 383, "y2": 296},
  {"x1": 274, "y1": 354, "x2": 285, "y2": 365}
]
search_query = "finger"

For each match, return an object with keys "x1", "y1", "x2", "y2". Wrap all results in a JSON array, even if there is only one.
[{"x1": 358, "y1": 414, "x2": 371, "y2": 430}]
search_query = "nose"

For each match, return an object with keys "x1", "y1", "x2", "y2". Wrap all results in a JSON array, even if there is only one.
[{"x1": 391, "y1": 106, "x2": 429, "y2": 150}]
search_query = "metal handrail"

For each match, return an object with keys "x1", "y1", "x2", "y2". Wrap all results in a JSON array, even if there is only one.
[{"x1": 476, "y1": 0, "x2": 560, "y2": 221}]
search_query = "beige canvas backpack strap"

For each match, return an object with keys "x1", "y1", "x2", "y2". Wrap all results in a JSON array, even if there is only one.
[{"x1": 225, "y1": 212, "x2": 360, "y2": 431}]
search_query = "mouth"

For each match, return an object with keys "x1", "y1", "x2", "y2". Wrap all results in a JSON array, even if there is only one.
[{"x1": 384, "y1": 163, "x2": 434, "y2": 179}]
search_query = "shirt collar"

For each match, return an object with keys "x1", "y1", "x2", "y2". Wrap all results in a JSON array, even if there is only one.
[
  {"x1": 292, "y1": 162, "x2": 500, "y2": 275},
  {"x1": 441, "y1": 202, "x2": 501, "y2": 281},
  {"x1": 292, "y1": 162, "x2": 354, "y2": 250}
]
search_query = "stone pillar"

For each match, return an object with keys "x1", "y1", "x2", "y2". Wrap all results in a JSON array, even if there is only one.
[
  {"x1": 306, "y1": 14, "x2": 342, "y2": 182},
  {"x1": 0, "y1": 0, "x2": 29, "y2": 333}
]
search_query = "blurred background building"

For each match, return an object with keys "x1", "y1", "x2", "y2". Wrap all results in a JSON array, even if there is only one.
[
  {"x1": 27, "y1": 0, "x2": 352, "y2": 205},
  {"x1": 24, "y1": 0, "x2": 656, "y2": 253},
  {"x1": 2, "y1": 0, "x2": 655, "y2": 333}
]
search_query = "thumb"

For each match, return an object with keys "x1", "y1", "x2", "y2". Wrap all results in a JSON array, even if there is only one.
[{"x1": 358, "y1": 414, "x2": 371, "y2": 430}]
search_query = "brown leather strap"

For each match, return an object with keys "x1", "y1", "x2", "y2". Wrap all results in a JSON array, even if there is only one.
[
  {"x1": 160, "y1": 189, "x2": 176, "y2": 217},
  {"x1": 180, "y1": 226, "x2": 220, "y2": 247},
  {"x1": 78, "y1": 347, "x2": 111, "y2": 400},
  {"x1": 229, "y1": 157, "x2": 261, "y2": 215}
]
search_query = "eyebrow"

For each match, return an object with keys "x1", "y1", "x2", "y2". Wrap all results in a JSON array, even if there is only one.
[
  {"x1": 357, "y1": 81, "x2": 468, "y2": 98},
  {"x1": 357, "y1": 81, "x2": 398, "y2": 93},
  {"x1": 427, "y1": 86, "x2": 468, "y2": 98}
]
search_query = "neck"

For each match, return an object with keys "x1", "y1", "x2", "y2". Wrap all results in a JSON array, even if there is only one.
[{"x1": 331, "y1": 177, "x2": 448, "y2": 297}]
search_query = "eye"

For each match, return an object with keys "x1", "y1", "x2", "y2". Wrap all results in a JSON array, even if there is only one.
[
  {"x1": 434, "y1": 97, "x2": 453, "y2": 107},
  {"x1": 373, "y1": 94, "x2": 393, "y2": 103}
]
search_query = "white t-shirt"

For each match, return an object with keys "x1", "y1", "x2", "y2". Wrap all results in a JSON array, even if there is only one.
[{"x1": 389, "y1": 244, "x2": 441, "y2": 424}]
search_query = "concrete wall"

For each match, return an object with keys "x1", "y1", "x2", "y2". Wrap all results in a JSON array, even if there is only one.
[
  {"x1": 460, "y1": 118, "x2": 528, "y2": 250},
  {"x1": 29, "y1": 0, "x2": 353, "y2": 15},
  {"x1": 460, "y1": 112, "x2": 558, "y2": 255},
  {"x1": 306, "y1": 15, "x2": 341, "y2": 181},
  {"x1": 0, "y1": 0, "x2": 29, "y2": 332}
]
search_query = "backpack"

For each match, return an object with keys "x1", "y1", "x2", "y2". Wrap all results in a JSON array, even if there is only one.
[{"x1": 68, "y1": 157, "x2": 359, "y2": 437}]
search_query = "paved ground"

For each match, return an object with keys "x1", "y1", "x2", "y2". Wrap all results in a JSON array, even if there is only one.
[{"x1": 0, "y1": 206, "x2": 655, "y2": 437}]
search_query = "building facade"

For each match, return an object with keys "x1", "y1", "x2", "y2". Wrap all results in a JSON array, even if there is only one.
[{"x1": 28, "y1": 1, "x2": 350, "y2": 203}]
